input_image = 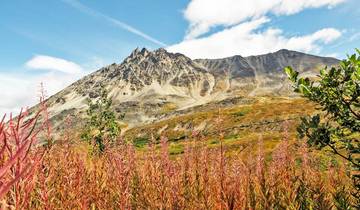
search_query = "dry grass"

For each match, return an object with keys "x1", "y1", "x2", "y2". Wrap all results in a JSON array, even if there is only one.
[{"x1": 0, "y1": 99, "x2": 356, "y2": 209}]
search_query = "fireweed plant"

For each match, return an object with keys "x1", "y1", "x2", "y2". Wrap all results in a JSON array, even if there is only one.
[{"x1": 0, "y1": 109, "x2": 356, "y2": 209}]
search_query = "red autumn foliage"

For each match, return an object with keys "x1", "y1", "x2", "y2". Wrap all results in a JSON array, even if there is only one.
[{"x1": 0, "y1": 108, "x2": 355, "y2": 209}]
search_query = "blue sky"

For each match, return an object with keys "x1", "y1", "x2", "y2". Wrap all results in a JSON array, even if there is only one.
[{"x1": 0, "y1": 0, "x2": 359, "y2": 114}]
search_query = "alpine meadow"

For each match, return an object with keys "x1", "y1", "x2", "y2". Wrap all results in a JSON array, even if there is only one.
[{"x1": 0, "y1": 0, "x2": 359, "y2": 209}]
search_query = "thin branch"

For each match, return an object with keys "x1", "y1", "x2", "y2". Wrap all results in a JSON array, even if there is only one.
[{"x1": 326, "y1": 143, "x2": 360, "y2": 168}]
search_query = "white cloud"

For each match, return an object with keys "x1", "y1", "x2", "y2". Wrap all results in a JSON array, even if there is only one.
[
  {"x1": 0, "y1": 73, "x2": 81, "y2": 115},
  {"x1": 169, "y1": 0, "x2": 344, "y2": 58},
  {"x1": 323, "y1": 53, "x2": 340, "y2": 58},
  {"x1": 0, "y1": 55, "x2": 88, "y2": 116},
  {"x1": 0, "y1": 71, "x2": 85, "y2": 116},
  {"x1": 26, "y1": 55, "x2": 83, "y2": 74},
  {"x1": 0, "y1": 75, "x2": 33, "y2": 116},
  {"x1": 184, "y1": 0, "x2": 346, "y2": 39},
  {"x1": 168, "y1": 18, "x2": 341, "y2": 59}
]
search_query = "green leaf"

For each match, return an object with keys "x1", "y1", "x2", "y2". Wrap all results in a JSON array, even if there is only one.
[
  {"x1": 284, "y1": 66, "x2": 298, "y2": 82},
  {"x1": 320, "y1": 68, "x2": 326, "y2": 77},
  {"x1": 299, "y1": 84, "x2": 311, "y2": 95}
]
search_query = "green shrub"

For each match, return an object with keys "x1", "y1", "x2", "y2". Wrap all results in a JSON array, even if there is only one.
[
  {"x1": 286, "y1": 50, "x2": 360, "y2": 206},
  {"x1": 81, "y1": 89, "x2": 121, "y2": 153}
]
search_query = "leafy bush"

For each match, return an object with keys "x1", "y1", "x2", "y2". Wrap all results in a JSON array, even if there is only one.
[
  {"x1": 81, "y1": 89, "x2": 121, "y2": 153},
  {"x1": 285, "y1": 50, "x2": 360, "y2": 206},
  {"x1": 133, "y1": 136, "x2": 149, "y2": 148}
]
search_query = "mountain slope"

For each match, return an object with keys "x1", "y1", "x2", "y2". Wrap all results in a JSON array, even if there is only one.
[
  {"x1": 195, "y1": 49, "x2": 339, "y2": 96},
  {"x1": 38, "y1": 48, "x2": 339, "y2": 133}
]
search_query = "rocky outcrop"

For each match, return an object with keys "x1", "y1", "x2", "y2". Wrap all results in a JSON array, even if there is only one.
[{"x1": 37, "y1": 48, "x2": 339, "y2": 132}]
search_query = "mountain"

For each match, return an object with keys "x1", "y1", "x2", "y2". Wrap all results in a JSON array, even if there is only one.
[
  {"x1": 195, "y1": 49, "x2": 338, "y2": 96},
  {"x1": 39, "y1": 48, "x2": 339, "y2": 133}
]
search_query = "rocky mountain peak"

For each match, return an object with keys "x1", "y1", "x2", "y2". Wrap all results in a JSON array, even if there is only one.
[
  {"x1": 129, "y1": 47, "x2": 140, "y2": 56},
  {"x1": 125, "y1": 47, "x2": 150, "y2": 62},
  {"x1": 154, "y1": 47, "x2": 167, "y2": 54},
  {"x1": 140, "y1": 47, "x2": 149, "y2": 55},
  {"x1": 71, "y1": 48, "x2": 214, "y2": 102},
  {"x1": 274, "y1": 49, "x2": 290, "y2": 54},
  {"x1": 43, "y1": 48, "x2": 340, "y2": 131}
]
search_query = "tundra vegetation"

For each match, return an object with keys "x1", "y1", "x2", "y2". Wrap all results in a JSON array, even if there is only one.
[{"x1": 0, "y1": 51, "x2": 358, "y2": 209}]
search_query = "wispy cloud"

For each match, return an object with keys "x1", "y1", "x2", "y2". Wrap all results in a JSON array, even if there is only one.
[
  {"x1": 327, "y1": 30, "x2": 360, "y2": 50},
  {"x1": 26, "y1": 55, "x2": 83, "y2": 74},
  {"x1": 349, "y1": 32, "x2": 360, "y2": 42},
  {"x1": 62, "y1": 0, "x2": 166, "y2": 47}
]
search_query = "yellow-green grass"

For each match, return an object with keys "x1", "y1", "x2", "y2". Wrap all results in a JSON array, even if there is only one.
[{"x1": 126, "y1": 97, "x2": 317, "y2": 156}]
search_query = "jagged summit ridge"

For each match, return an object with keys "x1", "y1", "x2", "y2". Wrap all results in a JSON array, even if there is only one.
[
  {"x1": 40, "y1": 48, "x2": 339, "y2": 130},
  {"x1": 125, "y1": 47, "x2": 186, "y2": 63},
  {"x1": 67, "y1": 47, "x2": 216, "y2": 112}
]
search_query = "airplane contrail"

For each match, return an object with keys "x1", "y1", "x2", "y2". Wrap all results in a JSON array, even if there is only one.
[{"x1": 62, "y1": 0, "x2": 167, "y2": 47}]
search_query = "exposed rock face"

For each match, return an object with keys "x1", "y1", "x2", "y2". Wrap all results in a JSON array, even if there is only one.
[
  {"x1": 196, "y1": 49, "x2": 339, "y2": 96},
  {"x1": 39, "y1": 48, "x2": 339, "y2": 131}
]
